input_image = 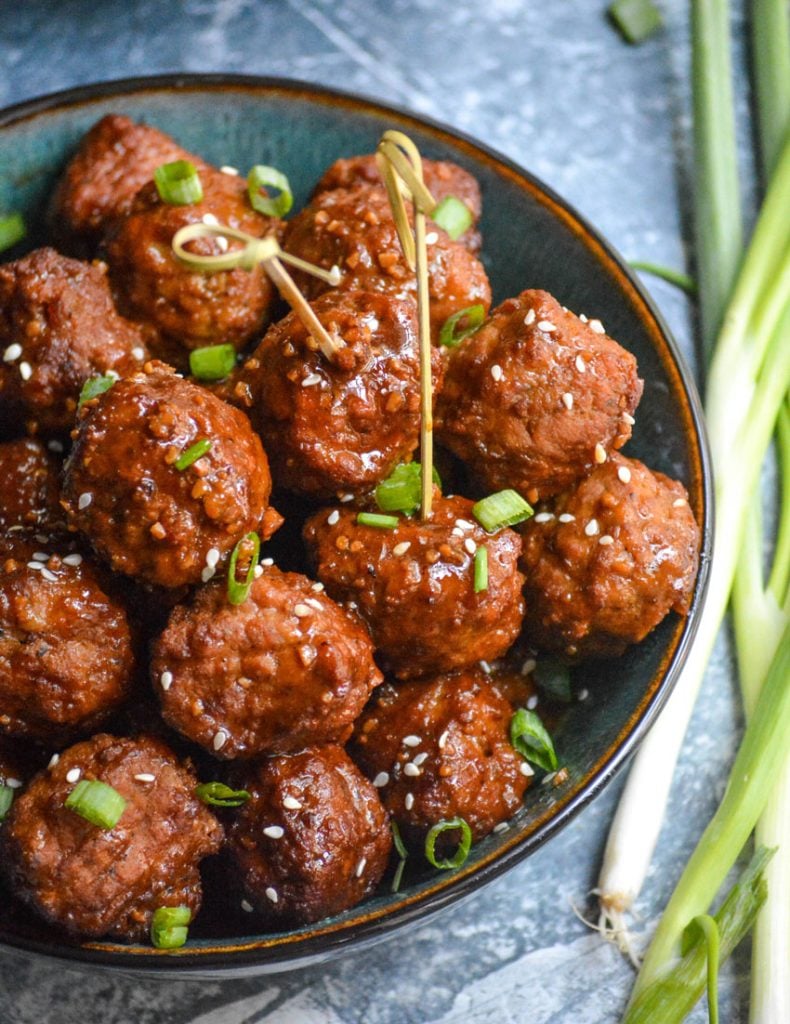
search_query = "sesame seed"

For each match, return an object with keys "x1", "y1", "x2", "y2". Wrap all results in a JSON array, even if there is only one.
[
  {"x1": 283, "y1": 796, "x2": 302, "y2": 810},
  {"x1": 5, "y1": 778, "x2": 22, "y2": 789},
  {"x1": 584, "y1": 519, "x2": 600, "y2": 537},
  {"x1": 253, "y1": 564, "x2": 264, "y2": 578},
  {"x1": 355, "y1": 857, "x2": 367, "y2": 878},
  {"x1": 294, "y1": 603, "x2": 311, "y2": 617},
  {"x1": 455, "y1": 519, "x2": 474, "y2": 532},
  {"x1": 66, "y1": 768, "x2": 81, "y2": 784},
  {"x1": 412, "y1": 752, "x2": 428, "y2": 767},
  {"x1": 26, "y1": 562, "x2": 43, "y2": 571},
  {"x1": 326, "y1": 510, "x2": 341, "y2": 528},
  {"x1": 206, "y1": 548, "x2": 221, "y2": 568},
  {"x1": 425, "y1": 231, "x2": 439, "y2": 245},
  {"x1": 297, "y1": 644, "x2": 317, "y2": 667},
  {"x1": 302, "y1": 373, "x2": 321, "y2": 387},
  {"x1": 339, "y1": 492, "x2": 354, "y2": 502},
  {"x1": 558, "y1": 513, "x2": 576, "y2": 523},
  {"x1": 311, "y1": 582, "x2": 324, "y2": 592},
  {"x1": 403, "y1": 735, "x2": 421, "y2": 747},
  {"x1": 220, "y1": 165, "x2": 239, "y2": 176},
  {"x1": 521, "y1": 658, "x2": 537, "y2": 675},
  {"x1": 265, "y1": 887, "x2": 279, "y2": 903},
  {"x1": 452, "y1": 527, "x2": 464, "y2": 537},
  {"x1": 19, "y1": 361, "x2": 32, "y2": 381},
  {"x1": 106, "y1": 370, "x2": 120, "y2": 381},
  {"x1": 62, "y1": 553, "x2": 83, "y2": 566},
  {"x1": 623, "y1": 412, "x2": 636, "y2": 425},
  {"x1": 328, "y1": 265, "x2": 342, "y2": 286},
  {"x1": 520, "y1": 761, "x2": 535, "y2": 777},
  {"x1": 524, "y1": 308, "x2": 536, "y2": 325},
  {"x1": 32, "y1": 552, "x2": 48, "y2": 562},
  {"x1": 578, "y1": 688, "x2": 590, "y2": 701},
  {"x1": 527, "y1": 694, "x2": 539, "y2": 710},
  {"x1": 212, "y1": 730, "x2": 228, "y2": 751},
  {"x1": 403, "y1": 762, "x2": 421, "y2": 777},
  {"x1": 373, "y1": 771, "x2": 390, "y2": 787},
  {"x1": 160, "y1": 671, "x2": 173, "y2": 691},
  {"x1": 599, "y1": 535, "x2": 614, "y2": 546},
  {"x1": 305, "y1": 597, "x2": 323, "y2": 611},
  {"x1": 216, "y1": 236, "x2": 229, "y2": 253},
  {"x1": 200, "y1": 213, "x2": 218, "y2": 226},
  {"x1": 201, "y1": 566, "x2": 216, "y2": 583},
  {"x1": 537, "y1": 320, "x2": 556, "y2": 333},
  {"x1": 493, "y1": 822, "x2": 509, "y2": 833},
  {"x1": 135, "y1": 773, "x2": 156, "y2": 783},
  {"x1": 3, "y1": 344, "x2": 22, "y2": 362},
  {"x1": 240, "y1": 899, "x2": 254, "y2": 913},
  {"x1": 595, "y1": 443, "x2": 607, "y2": 464},
  {"x1": 479, "y1": 660, "x2": 492, "y2": 674},
  {"x1": 575, "y1": 355, "x2": 586, "y2": 373},
  {"x1": 618, "y1": 466, "x2": 632, "y2": 484},
  {"x1": 562, "y1": 392, "x2": 574, "y2": 410},
  {"x1": 263, "y1": 825, "x2": 284, "y2": 839},
  {"x1": 464, "y1": 538, "x2": 477, "y2": 554},
  {"x1": 48, "y1": 754, "x2": 60, "y2": 769},
  {"x1": 490, "y1": 364, "x2": 503, "y2": 382},
  {"x1": 261, "y1": 557, "x2": 274, "y2": 566},
  {"x1": 404, "y1": 793, "x2": 415, "y2": 810},
  {"x1": 393, "y1": 541, "x2": 411, "y2": 556},
  {"x1": 579, "y1": 313, "x2": 589, "y2": 323},
  {"x1": 77, "y1": 493, "x2": 92, "y2": 510},
  {"x1": 673, "y1": 498, "x2": 687, "y2": 508},
  {"x1": 41, "y1": 568, "x2": 58, "y2": 582},
  {"x1": 132, "y1": 346, "x2": 145, "y2": 360},
  {"x1": 589, "y1": 319, "x2": 605, "y2": 334},
  {"x1": 534, "y1": 512, "x2": 555, "y2": 524},
  {"x1": 47, "y1": 440, "x2": 64, "y2": 454},
  {"x1": 438, "y1": 729, "x2": 449, "y2": 749}
]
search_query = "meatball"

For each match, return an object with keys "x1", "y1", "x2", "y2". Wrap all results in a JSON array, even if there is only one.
[
  {"x1": 0, "y1": 535, "x2": 134, "y2": 742},
  {"x1": 1, "y1": 733, "x2": 223, "y2": 940},
  {"x1": 303, "y1": 495, "x2": 525, "y2": 679},
  {"x1": 49, "y1": 113, "x2": 202, "y2": 253},
  {"x1": 62, "y1": 363, "x2": 281, "y2": 589},
  {"x1": 283, "y1": 184, "x2": 491, "y2": 342},
  {"x1": 351, "y1": 670, "x2": 530, "y2": 846},
  {"x1": 0, "y1": 248, "x2": 149, "y2": 436},
  {"x1": 152, "y1": 566, "x2": 381, "y2": 759},
  {"x1": 520, "y1": 453, "x2": 701, "y2": 658},
  {"x1": 0, "y1": 438, "x2": 62, "y2": 532},
  {"x1": 233, "y1": 290, "x2": 444, "y2": 498},
  {"x1": 436, "y1": 290, "x2": 644, "y2": 502},
  {"x1": 227, "y1": 745, "x2": 390, "y2": 925},
  {"x1": 105, "y1": 167, "x2": 279, "y2": 366}
]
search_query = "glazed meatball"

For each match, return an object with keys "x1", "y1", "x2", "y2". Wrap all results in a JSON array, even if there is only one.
[
  {"x1": 152, "y1": 566, "x2": 381, "y2": 759},
  {"x1": 49, "y1": 114, "x2": 202, "y2": 253},
  {"x1": 520, "y1": 453, "x2": 701, "y2": 658},
  {"x1": 62, "y1": 363, "x2": 281, "y2": 589},
  {"x1": 0, "y1": 439, "x2": 62, "y2": 532},
  {"x1": 105, "y1": 167, "x2": 279, "y2": 366},
  {"x1": 436, "y1": 290, "x2": 644, "y2": 502},
  {"x1": 233, "y1": 290, "x2": 444, "y2": 498},
  {"x1": 0, "y1": 733, "x2": 223, "y2": 940},
  {"x1": 0, "y1": 248, "x2": 149, "y2": 436},
  {"x1": 304, "y1": 495, "x2": 524, "y2": 679},
  {"x1": 351, "y1": 670, "x2": 530, "y2": 846},
  {"x1": 227, "y1": 745, "x2": 391, "y2": 925},
  {"x1": 283, "y1": 184, "x2": 491, "y2": 341}
]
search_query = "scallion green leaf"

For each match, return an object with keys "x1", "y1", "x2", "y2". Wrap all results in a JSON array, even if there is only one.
[
  {"x1": 64, "y1": 779, "x2": 126, "y2": 829},
  {"x1": 424, "y1": 817, "x2": 472, "y2": 870},
  {"x1": 473, "y1": 545, "x2": 488, "y2": 593},
  {"x1": 431, "y1": 195, "x2": 473, "y2": 240},
  {"x1": 247, "y1": 165, "x2": 293, "y2": 218},
  {"x1": 78, "y1": 374, "x2": 115, "y2": 408},
  {"x1": 472, "y1": 489, "x2": 533, "y2": 532},
  {"x1": 438, "y1": 304, "x2": 486, "y2": 348},
  {"x1": 189, "y1": 343, "x2": 236, "y2": 381},
  {"x1": 227, "y1": 531, "x2": 261, "y2": 606},
  {"x1": 375, "y1": 462, "x2": 441, "y2": 515},
  {"x1": 391, "y1": 822, "x2": 408, "y2": 893},
  {"x1": 608, "y1": 0, "x2": 663, "y2": 45},
  {"x1": 151, "y1": 905, "x2": 191, "y2": 950},
  {"x1": 0, "y1": 784, "x2": 15, "y2": 822},
  {"x1": 194, "y1": 782, "x2": 250, "y2": 807},
  {"x1": 510, "y1": 708, "x2": 558, "y2": 772},
  {"x1": 0, "y1": 213, "x2": 26, "y2": 254},
  {"x1": 154, "y1": 161, "x2": 203, "y2": 205},
  {"x1": 356, "y1": 512, "x2": 400, "y2": 529},
  {"x1": 630, "y1": 261, "x2": 698, "y2": 296},
  {"x1": 681, "y1": 915, "x2": 720, "y2": 1024},
  {"x1": 174, "y1": 439, "x2": 212, "y2": 471}
]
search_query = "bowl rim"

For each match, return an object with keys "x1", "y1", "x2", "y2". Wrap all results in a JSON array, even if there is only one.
[{"x1": 0, "y1": 72, "x2": 713, "y2": 976}]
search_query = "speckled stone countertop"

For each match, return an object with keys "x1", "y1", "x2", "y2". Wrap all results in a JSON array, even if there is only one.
[{"x1": 0, "y1": 1, "x2": 753, "y2": 1021}]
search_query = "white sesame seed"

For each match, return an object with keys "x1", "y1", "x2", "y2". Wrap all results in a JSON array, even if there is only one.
[
  {"x1": 5, "y1": 778, "x2": 22, "y2": 789},
  {"x1": 575, "y1": 355, "x2": 587, "y2": 373},
  {"x1": 261, "y1": 557, "x2": 274, "y2": 566},
  {"x1": 355, "y1": 857, "x2": 367, "y2": 878},
  {"x1": 328, "y1": 265, "x2": 342, "y2": 286},
  {"x1": 302, "y1": 373, "x2": 321, "y2": 387},
  {"x1": 393, "y1": 541, "x2": 411, "y2": 556},
  {"x1": 452, "y1": 527, "x2": 464, "y2": 537},
  {"x1": 403, "y1": 762, "x2": 421, "y2": 777},
  {"x1": 135, "y1": 773, "x2": 156, "y2": 783},
  {"x1": 263, "y1": 825, "x2": 284, "y2": 839},
  {"x1": 372, "y1": 771, "x2": 390, "y2": 788},
  {"x1": 524, "y1": 308, "x2": 536, "y2": 325},
  {"x1": 19, "y1": 361, "x2": 32, "y2": 381},
  {"x1": 62, "y1": 553, "x2": 83, "y2": 566},
  {"x1": 48, "y1": 754, "x2": 60, "y2": 769},
  {"x1": 324, "y1": 510, "x2": 340, "y2": 528},
  {"x1": 34, "y1": 534, "x2": 48, "y2": 543},
  {"x1": 3, "y1": 344, "x2": 22, "y2": 363},
  {"x1": 455, "y1": 519, "x2": 475, "y2": 532},
  {"x1": 77, "y1": 493, "x2": 92, "y2": 510},
  {"x1": 212, "y1": 730, "x2": 228, "y2": 751},
  {"x1": 26, "y1": 562, "x2": 43, "y2": 572},
  {"x1": 311, "y1": 581, "x2": 324, "y2": 592},
  {"x1": 412, "y1": 752, "x2": 428, "y2": 767},
  {"x1": 201, "y1": 213, "x2": 219, "y2": 226},
  {"x1": 521, "y1": 658, "x2": 537, "y2": 675},
  {"x1": 305, "y1": 598, "x2": 323, "y2": 611},
  {"x1": 160, "y1": 671, "x2": 173, "y2": 691},
  {"x1": 534, "y1": 512, "x2": 555, "y2": 524},
  {"x1": 520, "y1": 761, "x2": 535, "y2": 777},
  {"x1": 339, "y1": 492, "x2": 354, "y2": 502},
  {"x1": 595, "y1": 443, "x2": 607, "y2": 464},
  {"x1": 132, "y1": 346, "x2": 145, "y2": 361},
  {"x1": 206, "y1": 547, "x2": 221, "y2": 568},
  {"x1": 66, "y1": 768, "x2": 81, "y2": 784},
  {"x1": 558, "y1": 513, "x2": 576, "y2": 523},
  {"x1": 584, "y1": 519, "x2": 600, "y2": 537},
  {"x1": 527, "y1": 694, "x2": 539, "y2": 710},
  {"x1": 673, "y1": 498, "x2": 687, "y2": 508},
  {"x1": 464, "y1": 537, "x2": 477, "y2": 554},
  {"x1": 106, "y1": 369, "x2": 120, "y2": 382},
  {"x1": 220, "y1": 165, "x2": 239, "y2": 176},
  {"x1": 618, "y1": 466, "x2": 632, "y2": 483},
  {"x1": 537, "y1": 320, "x2": 556, "y2": 333},
  {"x1": 283, "y1": 796, "x2": 302, "y2": 810},
  {"x1": 479, "y1": 660, "x2": 492, "y2": 674},
  {"x1": 490, "y1": 364, "x2": 503, "y2": 382},
  {"x1": 493, "y1": 822, "x2": 509, "y2": 833},
  {"x1": 623, "y1": 412, "x2": 636, "y2": 425},
  {"x1": 404, "y1": 792, "x2": 415, "y2": 810},
  {"x1": 32, "y1": 552, "x2": 48, "y2": 562},
  {"x1": 240, "y1": 899, "x2": 254, "y2": 913},
  {"x1": 599, "y1": 535, "x2": 614, "y2": 546},
  {"x1": 425, "y1": 231, "x2": 439, "y2": 245},
  {"x1": 438, "y1": 729, "x2": 449, "y2": 749},
  {"x1": 253, "y1": 564, "x2": 264, "y2": 578},
  {"x1": 589, "y1": 319, "x2": 605, "y2": 334},
  {"x1": 265, "y1": 887, "x2": 279, "y2": 903},
  {"x1": 562, "y1": 392, "x2": 574, "y2": 410},
  {"x1": 579, "y1": 313, "x2": 589, "y2": 323},
  {"x1": 201, "y1": 566, "x2": 216, "y2": 583},
  {"x1": 293, "y1": 603, "x2": 311, "y2": 618},
  {"x1": 216, "y1": 236, "x2": 229, "y2": 253},
  {"x1": 297, "y1": 644, "x2": 317, "y2": 667},
  {"x1": 578, "y1": 688, "x2": 590, "y2": 701},
  {"x1": 41, "y1": 568, "x2": 58, "y2": 583},
  {"x1": 403, "y1": 735, "x2": 421, "y2": 747},
  {"x1": 47, "y1": 439, "x2": 64, "y2": 453}
]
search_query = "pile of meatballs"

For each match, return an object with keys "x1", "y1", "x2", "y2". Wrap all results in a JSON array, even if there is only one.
[{"x1": 0, "y1": 115, "x2": 701, "y2": 948}]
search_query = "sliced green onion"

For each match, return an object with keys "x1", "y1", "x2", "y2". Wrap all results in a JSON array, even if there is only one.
[
  {"x1": 472, "y1": 489, "x2": 534, "y2": 532},
  {"x1": 78, "y1": 374, "x2": 115, "y2": 408},
  {"x1": 607, "y1": 0, "x2": 663, "y2": 45},
  {"x1": 174, "y1": 439, "x2": 212, "y2": 471},
  {"x1": 247, "y1": 165, "x2": 293, "y2": 218},
  {"x1": 391, "y1": 820, "x2": 408, "y2": 860},
  {"x1": 438, "y1": 304, "x2": 486, "y2": 348},
  {"x1": 0, "y1": 213, "x2": 26, "y2": 254},
  {"x1": 64, "y1": 779, "x2": 126, "y2": 829},
  {"x1": 424, "y1": 817, "x2": 472, "y2": 870},
  {"x1": 473, "y1": 545, "x2": 488, "y2": 593},
  {"x1": 356, "y1": 512, "x2": 400, "y2": 529},
  {"x1": 375, "y1": 462, "x2": 441, "y2": 515},
  {"x1": 151, "y1": 905, "x2": 191, "y2": 950},
  {"x1": 510, "y1": 708, "x2": 559, "y2": 772},
  {"x1": 534, "y1": 659, "x2": 573, "y2": 703},
  {"x1": 154, "y1": 160, "x2": 203, "y2": 205},
  {"x1": 227, "y1": 531, "x2": 260, "y2": 606},
  {"x1": 431, "y1": 195, "x2": 473, "y2": 240},
  {"x1": 392, "y1": 857, "x2": 406, "y2": 893},
  {"x1": 0, "y1": 784, "x2": 14, "y2": 822},
  {"x1": 194, "y1": 782, "x2": 250, "y2": 807},
  {"x1": 189, "y1": 343, "x2": 236, "y2": 381}
]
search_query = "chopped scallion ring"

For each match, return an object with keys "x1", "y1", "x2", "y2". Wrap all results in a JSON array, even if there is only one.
[
  {"x1": 0, "y1": 212, "x2": 26, "y2": 254},
  {"x1": 78, "y1": 374, "x2": 115, "y2": 408},
  {"x1": 189, "y1": 344, "x2": 236, "y2": 381},
  {"x1": 194, "y1": 782, "x2": 250, "y2": 808},
  {"x1": 64, "y1": 779, "x2": 127, "y2": 829},
  {"x1": 438, "y1": 304, "x2": 486, "y2": 348},
  {"x1": 154, "y1": 160, "x2": 204, "y2": 205},
  {"x1": 0, "y1": 784, "x2": 14, "y2": 822},
  {"x1": 472, "y1": 490, "x2": 533, "y2": 532},
  {"x1": 424, "y1": 817, "x2": 472, "y2": 870},
  {"x1": 473, "y1": 545, "x2": 488, "y2": 593},
  {"x1": 151, "y1": 905, "x2": 191, "y2": 950},
  {"x1": 431, "y1": 195, "x2": 473, "y2": 240},
  {"x1": 607, "y1": 0, "x2": 663, "y2": 45},
  {"x1": 247, "y1": 165, "x2": 293, "y2": 218},
  {"x1": 227, "y1": 531, "x2": 261, "y2": 606},
  {"x1": 375, "y1": 462, "x2": 441, "y2": 515},
  {"x1": 534, "y1": 659, "x2": 573, "y2": 703},
  {"x1": 356, "y1": 512, "x2": 400, "y2": 529},
  {"x1": 510, "y1": 708, "x2": 559, "y2": 772},
  {"x1": 174, "y1": 438, "x2": 212, "y2": 471}
]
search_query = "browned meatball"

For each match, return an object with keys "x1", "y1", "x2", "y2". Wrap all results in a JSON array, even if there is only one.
[
  {"x1": 49, "y1": 114, "x2": 202, "y2": 253},
  {"x1": 351, "y1": 670, "x2": 530, "y2": 846},
  {"x1": 62, "y1": 363, "x2": 281, "y2": 589},
  {"x1": 0, "y1": 248, "x2": 149, "y2": 436},
  {"x1": 520, "y1": 453, "x2": 701, "y2": 658},
  {"x1": 436, "y1": 290, "x2": 644, "y2": 502},
  {"x1": 283, "y1": 184, "x2": 491, "y2": 342},
  {"x1": 227, "y1": 745, "x2": 390, "y2": 925},
  {"x1": 0, "y1": 534, "x2": 134, "y2": 743},
  {"x1": 0, "y1": 733, "x2": 223, "y2": 940},
  {"x1": 304, "y1": 495, "x2": 524, "y2": 679},
  {"x1": 152, "y1": 566, "x2": 381, "y2": 759},
  {"x1": 105, "y1": 168, "x2": 279, "y2": 366},
  {"x1": 233, "y1": 290, "x2": 444, "y2": 498},
  {"x1": 0, "y1": 439, "x2": 61, "y2": 532}
]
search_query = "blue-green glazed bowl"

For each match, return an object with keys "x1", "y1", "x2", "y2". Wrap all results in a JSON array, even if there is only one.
[{"x1": 0, "y1": 75, "x2": 711, "y2": 978}]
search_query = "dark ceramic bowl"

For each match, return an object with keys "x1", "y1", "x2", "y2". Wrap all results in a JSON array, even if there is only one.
[{"x1": 0, "y1": 74, "x2": 711, "y2": 977}]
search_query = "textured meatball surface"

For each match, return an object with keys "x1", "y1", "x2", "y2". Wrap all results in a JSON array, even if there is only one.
[{"x1": 0, "y1": 439, "x2": 62, "y2": 533}]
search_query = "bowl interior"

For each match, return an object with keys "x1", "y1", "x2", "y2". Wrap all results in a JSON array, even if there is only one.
[{"x1": 0, "y1": 77, "x2": 710, "y2": 975}]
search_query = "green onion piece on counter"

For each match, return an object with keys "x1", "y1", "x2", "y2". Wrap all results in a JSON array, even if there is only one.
[
  {"x1": 154, "y1": 160, "x2": 204, "y2": 205},
  {"x1": 438, "y1": 304, "x2": 486, "y2": 348},
  {"x1": 472, "y1": 489, "x2": 533, "y2": 532},
  {"x1": 189, "y1": 343, "x2": 236, "y2": 381},
  {"x1": 473, "y1": 545, "x2": 488, "y2": 593},
  {"x1": 0, "y1": 784, "x2": 14, "y2": 822},
  {"x1": 391, "y1": 823, "x2": 408, "y2": 893},
  {"x1": 78, "y1": 374, "x2": 115, "y2": 408},
  {"x1": 356, "y1": 512, "x2": 400, "y2": 529},
  {"x1": 608, "y1": 0, "x2": 663, "y2": 45},
  {"x1": 375, "y1": 461, "x2": 441, "y2": 515},
  {"x1": 424, "y1": 817, "x2": 472, "y2": 870},
  {"x1": 174, "y1": 438, "x2": 212, "y2": 471},
  {"x1": 194, "y1": 782, "x2": 250, "y2": 807},
  {"x1": 629, "y1": 260, "x2": 698, "y2": 295},
  {"x1": 534, "y1": 659, "x2": 573, "y2": 703},
  {"x1": 681, "y1": 915, "x2": 720, "y2": 1024},
  {"x1": 510, "y1": 708, "x2": 558, "y2": 772},
  {"x1": 247, "y1": 165, "x2": 293, "y2": 218},
  {"x1": 227, "y1": 531, "x2": 261, "y2": 606},
  {"x1": 0, "y1": 212, "x2": 26, "y2": 254},
  {"x1": 150, "y1": 905, "x2": 191, "y2": 950},
  {"x1": 64, "y1": 779, "x2": 127, "y2": 829},
  {"x1": 431, "y1": 195, "x2": 473, "y2": 240}
]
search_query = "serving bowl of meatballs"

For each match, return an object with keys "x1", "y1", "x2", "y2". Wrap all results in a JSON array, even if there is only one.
[{"x1": 0, "y1": 75, "x2": 711, "y2": 976}]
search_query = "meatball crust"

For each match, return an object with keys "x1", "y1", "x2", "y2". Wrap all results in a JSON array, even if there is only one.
[
  {"x1": 303, "y1": 495, "x2": 525, "y2": 679},
  {"x1": 62, "y1": 363, "x2": 280, "y2": 589},
  {"x1": 0, "y1": 248, "x2": 149, "y2": 435},
  {"x1": 105, "y1": 168, "x2": 279, "y2": 365},
  {"x1": 283, "y1": 184, "x2": 491, "y2": 341},
  {"x1": 152, "y1": 566, "x2": 382, "y2": 759},
  {"x1": 0, "y1": 439, "x2": 62, "y2": 532},
  {"x1": 233, "y1": 290, "x2": 444, "y2": 498},
  {"x1": 0, "y1": 733, "x2": 223, "y2": 940},
  {"x1": 436, "y1": 290, "x2": 644, "y2": 502},
  {"x1": 351, "y1": 670, "x2": 530, "y2": 845},
  {"x1": 227, "y1": 745, "x2": 391, "y2": 925},
  {"x1": 520, "y1": 453, "x2": 701, "y2": 658}
]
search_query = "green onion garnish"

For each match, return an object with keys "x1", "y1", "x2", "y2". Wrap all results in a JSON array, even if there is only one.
[
  {"x1": 78, "y1": 374, "x2": 115, "y2": 408},
  {"x1": 174, "y1": 439, "x2": 212, "y2": 471},
  {"x1": 194, "y1": 782, "x2": 250, "y2": 808},
  {"x1": 392, "y1": 858, "x2": 406, "y2": 893},
  {"x1": 472, "y1": 490, "x2": 534, "y2": 532},
  {"x1": 64, "y1": 779, "x2": 127, "y2": 829},
  {"x1": 607, "y1": 0, "x2": 663, "y2": 45},
  {"x1": 0, "y1": 213, "x2": 26, "y2": 254},
  {"x1": 391, "y1": 820, "x2": 408, "y2": 893},
  {"x1": 473, "y1": 545, "x2": 488, "y2": 593},
  {"x1": 356, "y1": 512, "x2": 400, "y2": 529},
  {"x1": 431, "y1": 195, "x2": 473, "y2": 240},
  {"x1": 189, "y1": 343, "x2": 236, "y2": 381},
  {"x1": 247, "y1": 165, "x2": 293, "y2": 218},
  {"x1": 438, "y1": 304, "x2": 486, "y2": 348},
  {"x1": 154, "y1": 160, "x2": 204, "y2": 205},
  {"x1": 375, "y1": 462, "x2": 441, "y2": 515},
  {"x1": 0, "y1": 784, "x2": 14, "y2": 822},
  {"x1": 227, "y1": 531, "x2": 261, "y2": 606},
  {"x1": 150, "y1": 905, "x2": 191, "y2": 950},
  {"x1": 424, "y1": 817, "x2": 473, "y2": 870},
  {"x1": 534, "y1": 659, "x2": 573, "y2": 703},
  {"x1": 510, "y1": 709, "x2": 559, "y2": 773}
]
